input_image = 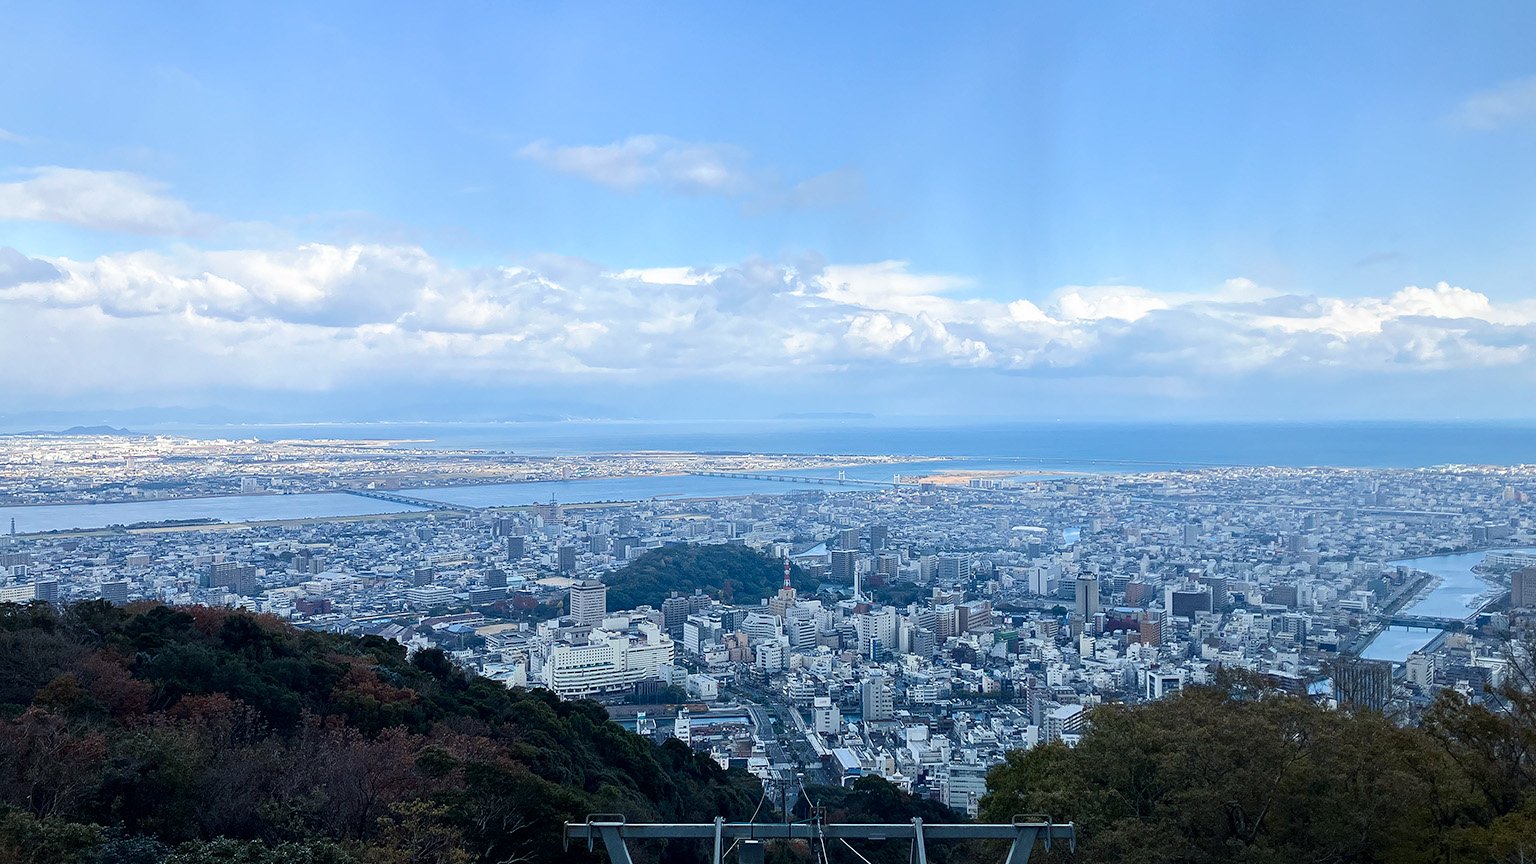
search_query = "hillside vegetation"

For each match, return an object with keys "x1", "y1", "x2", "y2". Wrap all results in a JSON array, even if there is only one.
[
  {"x1": 13, "y1": 596, "x2": 1536, "y2": 864},
  {"x1": 603, "y1": 544, "x2": 814, "y2": 611},
  {"x1": 983, "y1": 670, "x2": 1536, "y2": 864},
  {"x1": 0, "y1": 600, "x2": 761, "y2": 864}
]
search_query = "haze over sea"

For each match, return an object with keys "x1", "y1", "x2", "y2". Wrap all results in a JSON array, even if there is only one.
[{"x1": 131, "y1": 420, "x2": 1536, "y2": 468}]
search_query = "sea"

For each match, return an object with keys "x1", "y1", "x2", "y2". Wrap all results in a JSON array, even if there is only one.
[
  {"x1": 4, "y1": 420, "x2": 1534, "y2": 533},
  {"x1": 105, "y1": 419, "x2": 1536, "y2": 466}
]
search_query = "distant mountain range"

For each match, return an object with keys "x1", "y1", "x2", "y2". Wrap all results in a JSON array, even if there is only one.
[{"x1": 2, "y1": 425, "x2": 137, "y2": 437}]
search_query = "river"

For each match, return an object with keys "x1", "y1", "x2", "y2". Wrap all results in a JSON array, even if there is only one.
[
  {"x1": 0, "y1": 492, "x2": 430, "y2": 535},
  {"x1": 0, "y1": 457, "x2": 1089, "y2": 533},
  {"x1": 1360, "y1": 549, "x2": 1523, "y2": 662}
]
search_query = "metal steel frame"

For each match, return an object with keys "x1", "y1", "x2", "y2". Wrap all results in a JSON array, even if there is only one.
[{"x1": 565, "y1": 813, "x2": 1075, "y2": 864}]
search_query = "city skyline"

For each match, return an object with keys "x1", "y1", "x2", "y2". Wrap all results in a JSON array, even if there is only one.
[{"x1": 3, "y1": 3, "x2": 1536, "y2": 421}]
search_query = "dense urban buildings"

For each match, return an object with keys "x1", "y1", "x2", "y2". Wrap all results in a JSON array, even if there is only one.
[{"x1": 3, "y1": 432, "x2": 1535, "y2": 811}]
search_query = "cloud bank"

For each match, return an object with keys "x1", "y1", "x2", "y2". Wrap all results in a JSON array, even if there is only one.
[{"x1": 1, "y1": 241, "x2": 1533, "y2": 413}]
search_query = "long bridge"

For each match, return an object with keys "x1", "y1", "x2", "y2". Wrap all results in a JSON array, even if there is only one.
[
  {"x1": 342, "y1": 488, "x2": 469, "y2": 511},
  {"x1": 1342, "y1": 613, "x2": 1470, "y2": 656}
]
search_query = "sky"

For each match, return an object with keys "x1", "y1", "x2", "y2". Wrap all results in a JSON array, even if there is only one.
[{"x1": 2, "y1": 1, "x2": 1535, "y2": 423}]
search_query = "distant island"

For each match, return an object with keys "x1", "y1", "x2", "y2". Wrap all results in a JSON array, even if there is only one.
[{"x1": 60, "y1": 424, "x2": 137, "y2": 436}]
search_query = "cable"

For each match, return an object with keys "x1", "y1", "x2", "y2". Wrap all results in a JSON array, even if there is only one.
[
  {"x1": 722, "y1": 785, "x2": 770, "y2": 861},
  {"x1": 839, "y1": 838, "x2": 878, "y2": 864},
  {"x1": 795, "y1": 774, "x2": 833, "y2": 864}
]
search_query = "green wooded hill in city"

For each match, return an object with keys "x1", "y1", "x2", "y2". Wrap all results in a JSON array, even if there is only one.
[{"x1": 602, "y1": 544, "x2": 815, "y2": 611}]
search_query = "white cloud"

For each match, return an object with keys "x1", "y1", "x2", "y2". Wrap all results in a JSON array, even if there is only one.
[
  {"x1": 0, "y1": 128, "x2": 27, "y2": 143},
  {"x1": 518, "y1": 136, "x2": 750, "y2": 195},
  {"x1": 518, "y1": 136, "x2": 865, "y2": 210},
  {"x1": 1050, "y1": 285, "x2": 1169, "y2": 321},
  {"x1": 0, "y1": 167, "x2": 215, "y2": 235},
  {"x1": 1451, "y1": 75, "x2": 1536, "y2": 130},
  {"x1": 611, "y1": 266, "x2": 714, "y2": 286},
  {"x1": 1, "y1": 242, "x2": 1533, "y2": 403}
]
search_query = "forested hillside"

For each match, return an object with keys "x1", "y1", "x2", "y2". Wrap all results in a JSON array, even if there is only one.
[
  {"x1": 12, "y1": 597, "x2": 1536, "y2": 864},
  {"x1": 603, "y1": 544, "x2": 815, "y2": 611},
  {"x1": 0, "y1": 600, "x2": 761, "y2": 864},
  {"x1": 982, "y1": 672, "x2": 1536, "y2": 864}
]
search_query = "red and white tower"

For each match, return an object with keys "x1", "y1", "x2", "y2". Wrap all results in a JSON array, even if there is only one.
[{"x1": 777, "y1": 555, "x2": 796, "y2": 603}]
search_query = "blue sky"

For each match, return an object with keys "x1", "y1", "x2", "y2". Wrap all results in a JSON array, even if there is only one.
[{"x1": 2, "y1": 2, "x2": 1535, "y2": 421}]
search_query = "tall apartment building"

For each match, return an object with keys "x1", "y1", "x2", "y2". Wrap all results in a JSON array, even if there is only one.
[
  {"x1": 860, "y1": 675, "x2": 894, "y2": 722},
  {"x1": 568, "y1": 579, "x2": 608, "y2": 626},
  {"x1": 203, "y1": 562, "x2": 259, "y2": 595},
  {"x1": 1513, "y1": 567, "x2": 1536, "y2": 608},
  {"x1": 1074, "y1": 575, "x2": 1100, "y2": 619},
  {"x1": 661, "y1": 594, "x2": 691, "y2": 637},
  {"x1": 936, "y1": 554, "x2": 970, "y2": 581},
  {"x1": 831, "y1": 549, "x2": 858, "y2": 583}
]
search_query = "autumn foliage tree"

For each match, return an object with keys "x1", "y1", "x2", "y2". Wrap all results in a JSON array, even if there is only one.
[{"x1": 0, "y1": 600, "x2": 759, "y2": 864}]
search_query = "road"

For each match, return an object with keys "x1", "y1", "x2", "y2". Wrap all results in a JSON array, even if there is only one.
[{"x1": 731, "y1": 677, "x2": 834, "y2": 788}]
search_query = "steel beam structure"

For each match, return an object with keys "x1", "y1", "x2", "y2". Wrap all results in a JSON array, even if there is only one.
[{"x1": 566, "y1": 814, "x2": 1075, "y2": 864}]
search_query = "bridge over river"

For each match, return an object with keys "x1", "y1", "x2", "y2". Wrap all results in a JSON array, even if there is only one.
[
  {"x1": 343, "y1": 489, "x2": 471, "y2": 511},
  {"x1": 1385, "y1": 614, "x2": 1468, "y2": 630}
]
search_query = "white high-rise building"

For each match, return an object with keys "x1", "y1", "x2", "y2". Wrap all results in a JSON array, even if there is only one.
[
  {"x1": 568, "y1": 579, "x2": 607, "y2": 626},
  {"x1": 946, "y1": 761, "x2": 989, "y2": 818},
  {"x1": 861, "y1": 674, "x2": 894, "y2": 722},
  {"x1": 755, "y1": 640, "x2": 786, "y2": 673},
  {"x1": 812, "y1": 696, "x2": 842, "y2": 734}
]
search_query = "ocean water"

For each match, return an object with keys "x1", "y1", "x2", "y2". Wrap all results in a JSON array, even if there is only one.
[
  {"x1": 10, "y1": 422, "x2": 1535, "y2": 532},
  {"x1": 130, "y1": 419, "x2": 1536, "y2": 467},
  {"x1": 0, "y1": 457, "x2": 1095, "y2": 532}
]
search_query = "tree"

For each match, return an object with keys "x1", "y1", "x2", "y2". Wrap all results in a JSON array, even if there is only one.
[
  {"x1": 982, "y1": 686, "x2": 1466, "y2": 864},
  {"x1": 0, "y1": 601, "x2": 764, "y2": 864}
]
